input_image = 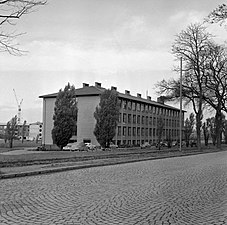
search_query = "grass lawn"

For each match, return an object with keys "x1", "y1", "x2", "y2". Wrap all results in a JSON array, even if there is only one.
[{"x1": 1, "y1": 141, "x2": 226, "y2": 168}]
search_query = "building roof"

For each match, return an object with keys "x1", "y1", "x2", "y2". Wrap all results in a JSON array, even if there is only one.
[{"x1": 39, "y1": 83, "x2": 185, "y2": 112}]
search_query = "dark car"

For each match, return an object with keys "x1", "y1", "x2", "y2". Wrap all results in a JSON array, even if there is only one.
[{"x1": 36, "y1": 146, "x2": 46, "y2": 151}]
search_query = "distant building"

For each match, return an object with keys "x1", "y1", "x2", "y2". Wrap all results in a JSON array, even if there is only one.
[
  {"x1": 16, "y1": 124, "x2": 29, "y2": 140},
  {"x1": 0, "y1": 123, "x2": 7, "y2": 137},
  {"x1": 29, "y1": 122, "x2": 43, "y2": 141},
  {"x1": 40, "y1": 82, "x2": 185, "y2": 149}
]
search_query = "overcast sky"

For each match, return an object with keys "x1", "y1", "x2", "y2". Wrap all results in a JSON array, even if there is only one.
[{"x1": 0, "y1": 0, "x2": 225, "y2": 123}]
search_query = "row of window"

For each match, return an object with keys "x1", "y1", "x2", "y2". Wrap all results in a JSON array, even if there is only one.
[
  {"x1": 119, "y1": 113, "x2": 180, "y2": 127},
  {"x1": 120, "y1": 99, "x2": 180, "y2": 117},
  {"x1": 117, "y1": 126, "x2": 179, "y2": 137}
]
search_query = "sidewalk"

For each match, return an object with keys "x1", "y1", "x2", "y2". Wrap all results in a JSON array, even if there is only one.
[{"x1": 1, "y1": 147, "x2": 226, "y2": 179}]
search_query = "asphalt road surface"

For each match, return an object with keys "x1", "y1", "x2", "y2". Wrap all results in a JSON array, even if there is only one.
[{"x1": 0, "y1": 151, "x2": 227, "y2": 225}]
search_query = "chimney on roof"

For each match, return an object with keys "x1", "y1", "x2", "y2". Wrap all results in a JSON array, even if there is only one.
[
  {"x1": 83, "y1": 83, "x2": 89, "y2": 87},
  {"x1": 95, "y1": 82, "x2": 101, "y2": 88},
  {"x1": 125, "y1": 90, "x2": 130, "y2": 95},
  {"x1": 157, "y1": 96, "x2": 165, "y2": 104},
  {"x1": 111, "y1": 86, "x2": 117, "y2": 91},
  {"x1": 147, "y1": 96, "x2": 151, "y2": 100},
  {"x1": 137, "y1": 93, "x2": 141, "y2": 98}
]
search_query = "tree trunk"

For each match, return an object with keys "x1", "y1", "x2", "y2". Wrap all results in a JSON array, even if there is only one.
[
  {"x1": 196, "y1": 111, "x2": 202, "y2": 150},
  {"x1": 215, "y1": 110, "x2": 222, "y2": 149},
  {"x1": 10, "y1": 139, "x2": 13, "y2": 148}
]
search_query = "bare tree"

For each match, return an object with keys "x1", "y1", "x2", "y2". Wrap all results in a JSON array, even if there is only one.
[
  {"x1": 223, "y1": 119, "x2": 227, "y2": 144},
  {"x1": 202, "y1": 43, "x2": 227, "y2": 148},
  {"x1": 207, "y1": 117, "x2": 217, "y2": 145},
  {"x1": 156, "y1": 23, "x2": 212, "y2": 150},
  {"x1": 202, "y1": 120, "x2": 210, "y2": 146},
  {"x1": 0, "y1": 0, "x2": 46, "y2": 55}
]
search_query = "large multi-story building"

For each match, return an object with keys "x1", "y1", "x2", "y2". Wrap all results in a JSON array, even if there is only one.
[{"x1": 40, "y1": 82, "x2": 185, "y2": 149}]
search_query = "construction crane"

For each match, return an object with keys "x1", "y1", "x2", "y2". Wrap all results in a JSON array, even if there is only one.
[{"x1": 13, "y1": 89, "x2": 23, "y2": 124}]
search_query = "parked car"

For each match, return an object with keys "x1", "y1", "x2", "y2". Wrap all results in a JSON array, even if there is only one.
[
  {"x1": 109, "y1": 143, "x2": 118, "y2": 148},
  {"x1": 85, "y1": 143, "x2": 97, "y2": 150},
  {"x1": 63, "y1": 142, "x2": 88, "y2": 151},
  {"x1": 141, "y1": 142, "x2": 151, "y2": 149},
  {"x1": 156, "y1": 142, "x2": 168, "y2": 148},
  {"x1": 36, "y1": 145, "x2": 46, "y2": 151}
]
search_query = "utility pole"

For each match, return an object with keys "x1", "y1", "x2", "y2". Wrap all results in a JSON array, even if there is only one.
[{"x1": 179, "y1": 57, "x2": 183, "y2": 151}]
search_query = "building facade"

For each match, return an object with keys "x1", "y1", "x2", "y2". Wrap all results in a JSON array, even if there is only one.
[
  {"x1": 29, "y1": 122, "x2": 43, "y2": 141},
  {"x1": 40, "y1": 82, "x2": 185, "y2": 148}
]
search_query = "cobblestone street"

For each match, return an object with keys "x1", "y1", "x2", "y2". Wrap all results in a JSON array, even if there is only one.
[{"x1": 0, "y1": 151, "x2": 227, "y2": 225}]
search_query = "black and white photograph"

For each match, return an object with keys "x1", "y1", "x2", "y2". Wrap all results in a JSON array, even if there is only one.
[{"x1": 0, "y1": 0, "x2": 227, "y2": 224}]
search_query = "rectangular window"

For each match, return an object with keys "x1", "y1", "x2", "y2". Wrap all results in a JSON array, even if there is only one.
[
  {"x1": 123, "y1": 100, "x2": 127, "y2": 109},
  {"x1": 137, "y1": 127, "x2": 140, "y2": 136},
  {"x1": 123, "y1": 126, "x2": 126, "y2": 136},
  {"x1": 137, "y1": 103, "x2": 141, "y2": 111},
  {"x1": 133, "y1": 115, "x2": 136, "y2": 124},
  {"x1": 132, "y1": 102, "x2": 136, "y2": 111},
  {"x1": 128, "y1": 127, "x2": 131, "y2": 136},
  {"x1": 128, "y1": 101, "x2": 132, "y2": 110},
  {"x1": 145, "y1": 104, "x2": 148, "y2": 112},
  {"x1": 119, "y1": 113, "x2": 122, "y2": 123},
  {"x1": 117, "y1": 126, "x2": 121, "y2": 136},
  {"x1": 153, "y1": 107, "x2": 156, "y2": 114},
  {"x1": 141, "y1": 128, "x2": 144, "y2": 136},
  {"x1": 145, "y1": 128, "x2": 148, "y2": 137},
  {"x1": 133, "y1": 127, "x2": 136, "y2": 136},
  {"x1": 153, "y1": 128, "x2": 156, "y2": 137},
  {"x1": 153, "y1": 117, "x2": 156, "y2": 126},
  {"x1": 149, "y1": 128, "x2": 152, "y2": 136},
  {"x1": 137, "y1": 115, "x2": 140, "y2": 124},
  {"x1": 146, "y1": 116, "x2": 148, "y2": 125},
  {"x1": 128, "y1": 114, "x2": 132, "y2": 124},
  {"x1": 123, "y1": 113, "x2": 127, "y2": 123},
  {"x1": 149, "y1": 117, "x2": 152, "y2": 125},
  {"x1": 141, "y1": 104, "x2": 144, "y2": 112},
  {"x1": 142, "y1": 116, "x2": 145, "y2": 124}
]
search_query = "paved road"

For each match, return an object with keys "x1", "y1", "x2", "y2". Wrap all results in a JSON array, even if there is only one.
[{"x1": 0, "y1": 151, "x2": 227, "y2": 225}]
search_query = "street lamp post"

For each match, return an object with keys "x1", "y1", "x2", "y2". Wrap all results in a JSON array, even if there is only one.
[{"x1": 179, "y1": 57, "x2": 183, "y2": 151}]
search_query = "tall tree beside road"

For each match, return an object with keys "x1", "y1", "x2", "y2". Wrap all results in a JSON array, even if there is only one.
[
  {"x1": 0, "y1": 0, "x2": 46, "y2": 55},
  {"x1": 94, "y1": 89, "x2": 120, "y2": 148},
  {"x1": 202, "y1": 120, "x2": 210, "y2": 146},
  {"x1": 5, "y1": 115, "x2": 18, "y2": 148},
  {"x1": 184, "y1": 113, "x2": 195, "y2": 147},
  {"x1": 202, "y1": 43, "x2": 227, "y2": 148},
  {"x1": 223, "y1": 119, "x2": 227, "y2": 144},
  {"x1": 52, "y1": 83, "x2": 77, "y2": 150},
  {"x1": 156, "y1": 23, "x2": 212, "y2": 150},
  {"x1": 207, "y1": 117, "x2": 217, "y2": 145}
]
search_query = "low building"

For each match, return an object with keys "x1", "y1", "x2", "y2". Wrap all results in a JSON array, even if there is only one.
[{"x1": 40, "y1": 82, "x2": 185, "y2": 149}]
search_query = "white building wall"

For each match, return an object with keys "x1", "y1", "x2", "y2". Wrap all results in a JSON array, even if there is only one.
[
  {"x1": 77, "y1": 95, "x2": 100, "y2": 145},
  {"x1": 42, "y1": 98, "x2": 55, "y2": 146}
]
